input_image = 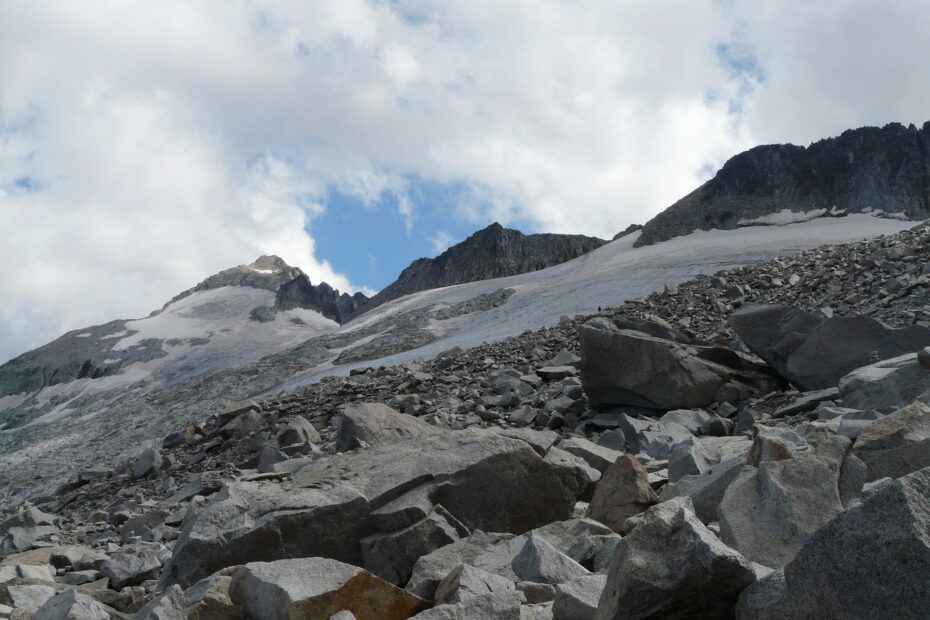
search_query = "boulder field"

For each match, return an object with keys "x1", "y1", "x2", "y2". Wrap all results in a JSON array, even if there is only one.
[{"x1": 5, "y1": 223, "x2": 930, "y2": 618}]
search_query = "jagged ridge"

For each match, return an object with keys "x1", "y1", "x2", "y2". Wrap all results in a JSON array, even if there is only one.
[{"x1": 636, "y1": 121, "x2": 930, "y2": 246}]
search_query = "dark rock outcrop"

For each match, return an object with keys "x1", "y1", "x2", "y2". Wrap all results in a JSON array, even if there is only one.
[
  {"x1": 275, "y1": 275, "x2": 368, "y2": 324},
  {"x1": 637, "y1": 121, "x2": 930, "y2": 246},
  {"x1": 354, "y1": 222, "x2": 606, "y2": 316}
]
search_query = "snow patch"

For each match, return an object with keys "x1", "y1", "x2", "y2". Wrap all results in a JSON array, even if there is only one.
[
  {"x1": 738, "y1": 208, "x2": 827, "y2": 227},
  {"x1": 74, "y1": 332, "x2": 92, "y2": 338}
]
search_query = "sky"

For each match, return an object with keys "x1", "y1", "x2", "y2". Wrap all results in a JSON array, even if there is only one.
[{"x1": 1, "y1": 1, "x2": 930, "y2": 363}]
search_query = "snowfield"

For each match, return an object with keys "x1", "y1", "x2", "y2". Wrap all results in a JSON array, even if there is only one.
[{"x1": 272, "y1": 215, "x2": 918, "y2": 393}]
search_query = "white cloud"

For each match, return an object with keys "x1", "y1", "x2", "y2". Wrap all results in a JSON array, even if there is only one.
[
  {"x1": 1, "y1": 0, "x2": 929, "y2": 362},
  {"x1": 429, "y1": 231, "x2": 455, "y2": 256}
]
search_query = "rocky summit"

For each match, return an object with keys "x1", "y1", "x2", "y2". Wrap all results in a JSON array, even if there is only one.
[
  {"x1": 3, "y1": 218, "x2": 930, "y2": 618},
  {"x1": 5, "y1": 122, "x2": 930, "y2": 617},
  {"x1": 636, "y1": 121, "x2": 930, "y2": 246},
  {"x1": 355, "y1": 222, "x2": 607, "y2": 315}
]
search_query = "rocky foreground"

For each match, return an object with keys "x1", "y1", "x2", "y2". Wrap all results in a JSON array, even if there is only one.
[{"x1": 4, "y1": 223, "x2": 930, "y2": 618}]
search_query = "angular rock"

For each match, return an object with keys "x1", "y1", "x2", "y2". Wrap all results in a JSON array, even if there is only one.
[
  {"x1": 580, "y1": 318, "x2": 783, "y2": 410},
  {"x1": 595, "y1": 497, "x2": 755, "y2": 619},
  {"x1": 411, "y1": 591, "x2": 525, "y2": 619},
  {"x1": 184, "y1": 570, "x2": 238, "y2": 620},
  {"x1": 229, "y1": 558, "x2": 428, "y2": 620},
  {"x1": 510, "y1": 534, "x2": 589, "y2": 585},
  {"x1": 335, "y1": 402, "x2": 434, "y2": 451},
  {"x1": 553, "y1": 575, "x2": 606, "y2": 620},
  {"x1": 839, "y1": 352, "x2": 930, "y2": 410},
  {"x1": 852, "y1": 399, "x2": 930, "y2": 481},
  {"x1": 586, "y1": 456, "x2": 658, "y2": 532},
  {"x1": 361, "y1": 505, "x2": 468, "y2": 585},
  {"x1": 132, "y1": 584, "x2": 186, "y2": 619},
  {"x1": 162, "y1": 481, "x2": 370, "y2": 589},
  {"x1": 736, "y1": 465, "x2": 930, "y2": 618},
  {"x1": 276, "y1": 415, "x2": 320, "y2": 446},
  {"x1": 131, "y1": 448, "x2": 163, "y2": 480},
  {"x1": 557, "y1": 438, "x2": 623, "y2": 473},
  {"x1": 407, "y1": 532, "x2": 515, "y2": 601},
  {"x1": 101, "y1": 552, "x2": 162, "y2": 589},
  {"x1": 32, "y1": 589, "x2": 111, "y2": 620},
  {"x1": 729, "y1": 304, "x2": 930, "y2": 391},
  {"x1": 434, "y1": 564, "x2": 515, "y2": 605},
  {"x1": 719, "y1": 454, "x2": 843, "y2": 568},
  {"x1": 660, "y1": 457, "x2": 748, "y2": 524}
]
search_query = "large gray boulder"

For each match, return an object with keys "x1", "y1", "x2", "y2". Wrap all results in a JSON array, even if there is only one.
[
  {"x1": 161, "y1": 481, "x2": 370, "y2": 589},
  {"x1": 164, "y1": 429, "x2": 589, "y2": 588},
  {"x1": 361, "y1": 505, "x2": 468, "y2": 585},
  {"x1": 595, "y1": 498, "x2": 755, "y2": 619},
  {"x1": 553, "y1": 575, "x2": 607, "y2": 620},
  {"x1": 433, "y1": 564, "x2": 515, "y2": 605},
  {"x1": 586, "y1": 456, "x2": 658, "y2": 532},
  {"x1": 406, "y1": 532, "x2": 515, "y2": 601},
  {"x1": 410, "y1": 591, "x2": 525, "y2": 619},
  {"x1": 839, "y1": 352, "x2": 930, "y2": 410},
  {"x1": 229, "y1": 558, "x2": 429, "y2": 620},
  {"x1": 736, "y1": 465, "x2": 930, "y2": 618},
  {"x1": 336, "y1": 402, "x2": 435, "y2": 451},
  {"x1": 660, "y1": 457, "x2": 748, "y2": 524},
  {"x1": 730, "y1": 304, "x2": 930, "y2": 391},
  {"x1": 32, "y1": 589, "x2": 111, "y2": 620},
  {"x1": 719, "y1": 453, "x2": 843, "y2": 568},
  {"x1": 580, "y1": 318, "x2": 783, "y2": 410},
  {"x1": 852, "y1": 400, "x2": 930, "y2": 481}
]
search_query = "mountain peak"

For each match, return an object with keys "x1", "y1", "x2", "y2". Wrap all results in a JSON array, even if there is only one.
[
  {"x1": 248, "y1": 255, "x2": 293, "y2": 273},
  {"x1": 350, "y1": 222, "x2": 606, "y2": 316}
]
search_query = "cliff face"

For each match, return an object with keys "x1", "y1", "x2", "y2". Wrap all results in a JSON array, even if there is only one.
[
  {"x1": 636, "y1": 121, "x2": 930, "y2": 246},
  {"x1": 356, "y1": 223, "x2": 606, "y2": 315},
  {"x1": 275, "y1": 275, "x2": 368, "y2": 323}
]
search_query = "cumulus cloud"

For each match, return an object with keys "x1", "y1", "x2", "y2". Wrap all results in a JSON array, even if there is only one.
[{"x1": 2, "y1": 0, "x2": 929, "y2": 362}]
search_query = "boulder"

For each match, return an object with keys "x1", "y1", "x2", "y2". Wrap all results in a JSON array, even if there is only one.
[
  {"x1": 510, "y1": 534, "x2": 590, "y2": 585},
  {"x1": 161, "y1": 480, "x2": 370, "y2": 589},
  {"x1": 581, "y1": 318, "x2": 783, "y2": 410},
  {"x1": 719, "y1": 453, "x2": 843, "y2": 568},
  {"x1": 217, "y1": 400, "x2": 260, "y2": 426},
  {"x1": 228, "y1": 558, "x2": 428, "y2": 620},
  {"x1": 131, "y1": 448, "x2": 163, "y2": 480},
  {"x1": 660, "y1": 457, "x2": 748, "y2": 524},
  {"x1": 433, "y1": 564, "x2": 515, "y2": 605},
  {"x1": 184, "y1": 571, "x2": 238, "y2": 620},
  {"x1": 552, "y1": 575, "x2": 606, "y2": 620},
  {"x1": 32, "y1": 589, "x2": 111, "y2": 620},
  {"x1": 595, "y1": 497, "x2": 755, "y2": 619},
  {"x1": 736, "y1": 465, "x2": 930, "y2": 618},
  {"x1": 557, "y1": 438, "x2": 623, "y2": 473},
  {"x1": 586, "y1": 456, "x2": 658, "y2": 532},
  {"x1": 336, "y1": 402, "x2": 436, "y2": 451},
  {"x1": 276, "y1": 415, "x2": 320, "y2": 446},
  {"x1": 132, "y1": 584, "x2": 186, "y2": 619},
  {"x1": 839, "y1": 352, "x2": 930, "y2": 410},
  {"x1": 101, "y1": 552, "x2": 162, "y2": 589},
  {"x1": 730, "y1": 304, "x2": 930, "y2": 391},
  {"x1": 852, "y1": 400, "x2": 930, "y2": 481},
  {"x1": 612, "y1": 414, "x2": 693, "y2": 460},
  {"x1": 361, "y1": 505, "x2": 468, "y2": 585},
  {"x1": 410, "y1": 591, "x2": 524, "y2": 619},
  {"x1": 407, "y1": 532, "x2": 515, "y2": 601},
  {"x1": 165, "y1": 429, "x2": 588, "y2": 589}
]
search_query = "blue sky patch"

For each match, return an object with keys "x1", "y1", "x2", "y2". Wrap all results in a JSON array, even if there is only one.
[{"x1": 311, "y1": 176, "x2": 536, "y2": 293}]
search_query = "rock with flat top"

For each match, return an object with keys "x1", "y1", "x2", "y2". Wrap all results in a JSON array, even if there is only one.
[{"x1": 228, "y1": 558, "x2": 428, "y2": 620}]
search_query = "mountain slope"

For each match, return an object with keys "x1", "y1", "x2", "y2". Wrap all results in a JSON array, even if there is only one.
[
  {"x1": 355, "y1": 222, "x2": 606, "y2": 314},
  {"x1": 636, "y1": 121, "x2": 930, "y2": 246},
  {"x1": 0, "y1": 256, "x2": 350, "y2": 410}
]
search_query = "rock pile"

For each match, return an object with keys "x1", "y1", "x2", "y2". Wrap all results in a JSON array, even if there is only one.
[{"x1": 4, "y1": 222, "x2": 930, "y2": 618}]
